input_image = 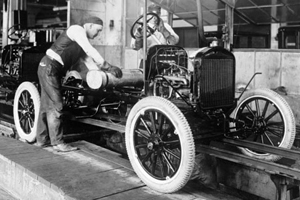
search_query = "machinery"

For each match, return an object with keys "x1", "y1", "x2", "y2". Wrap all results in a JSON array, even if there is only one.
[{"x1": 0, "y1": 13, "x2": 296, "y2": 194}]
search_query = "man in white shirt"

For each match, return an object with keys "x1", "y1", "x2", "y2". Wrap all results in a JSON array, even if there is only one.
[
  {"x1": 131, "y1": 3, "x2": 179, "y2": 68},
  {"x1": 36, "y1": 16, "x2": 122, "y2": 152}
]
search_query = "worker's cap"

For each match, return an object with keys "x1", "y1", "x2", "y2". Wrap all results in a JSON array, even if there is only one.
[
  {"x1": 81, "y1": 16, "x2": 103, "y2": 26},
  {"x1": 148, "y1": 3, "x2": 161, "y2": 14}
]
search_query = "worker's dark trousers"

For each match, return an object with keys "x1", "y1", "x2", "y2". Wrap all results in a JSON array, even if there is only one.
[{"x1": 36, "y1": 56, "x2": 64, "y2": 145}]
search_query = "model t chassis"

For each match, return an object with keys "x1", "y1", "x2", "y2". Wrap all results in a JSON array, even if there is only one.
[{"x1": 0, "y1": 8, "x2": 297, "y2": 196}]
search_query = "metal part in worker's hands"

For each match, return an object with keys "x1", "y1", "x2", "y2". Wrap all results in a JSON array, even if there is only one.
[{"x1": 86, "y1": 69, "x2": 143, "y2": 90}]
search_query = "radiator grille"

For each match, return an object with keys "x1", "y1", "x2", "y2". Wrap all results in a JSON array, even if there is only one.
[{"x1": 200, "y1": 58, "x2": 235, "y2": 109}]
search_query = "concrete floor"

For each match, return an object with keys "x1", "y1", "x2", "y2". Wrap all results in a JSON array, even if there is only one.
[{"x1": 0, "y1": 185, "x2": 18, "y2": 200}]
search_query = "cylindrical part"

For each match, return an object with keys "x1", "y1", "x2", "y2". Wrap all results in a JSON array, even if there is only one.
[{"x1": 86, "y1": 69, "x2": 144, "y2": 90}]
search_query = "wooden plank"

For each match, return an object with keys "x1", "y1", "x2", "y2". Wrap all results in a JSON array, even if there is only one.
[
  {"x1": 28, "y1": 157, "x2": 116, "y2": 183},
  {"x1": 72, "y1": 141, "x2": 133, "y2": 170},
  {"x1": 0, "y1": 186, "x2": 17, "y2": 200},
  {"x1": 0, "y1": 144, "x2": 51, "y2": 157},
  {"x1": 3, "y1": 148, "x2": 60, "y2": 165},
  {"x1": 57, "y1": 168, "x2": 145, "y2": 200},
  {"x1": 32, "y1": 152, "x2": 124, "y2": 179},
  {"x1": 100, "y1": 186, "x2": 197, "y2": 200},
  {"x1": 0, "y1": 137, "x2": 28, "y2": 150}
]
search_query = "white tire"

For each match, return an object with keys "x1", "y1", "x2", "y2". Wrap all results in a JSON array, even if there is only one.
[
  {"x1": 126, "y1": 96, "x2": 195, "y2": 193},
  {"x1": 13, "y1": 82, "x2": 40, "y2": 142},
  {"x1": 233, "y1": 88, "x2": 295, "y2": 161}
]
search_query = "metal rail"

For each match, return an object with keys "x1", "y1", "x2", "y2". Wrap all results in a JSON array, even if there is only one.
[
  {"x1": 70, "y1": 117, "x2": 126, "y2": 132},
  {"x1": 198, "y1": 142, "x2": 300, "y2": 180},
  {"x1": 221, "y1": 138, "x2": 300, "y2": 161}
]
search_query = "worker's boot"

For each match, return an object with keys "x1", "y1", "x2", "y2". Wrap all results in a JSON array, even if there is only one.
[{"x1": 53, "y1": 143, "x2": 78, "y2": 152}]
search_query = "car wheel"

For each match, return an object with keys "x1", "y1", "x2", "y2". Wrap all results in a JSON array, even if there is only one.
[
  {"x1": 233, "y1": 88, "x2": 296, "y2": 161},
  {"x1": 13, "y1": 82, "x2": 40, "y2": 143},
  {"x1": 125, "y1": 96, "x2": 195, "y2": 193}
]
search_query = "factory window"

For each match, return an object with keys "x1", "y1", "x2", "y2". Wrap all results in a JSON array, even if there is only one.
[{"x1": 277, "y1": 26, "x2": 300, "y2": 49}]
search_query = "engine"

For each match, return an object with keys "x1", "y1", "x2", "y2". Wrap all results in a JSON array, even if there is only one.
[
  {"x1": 0, "y1": 45, "x2": 26, "y2": 78},
  {"x1": 152, "y1": 61, "x2": 191, "y2": 99},
  {"x1": 0, "y1": 44, "x2": 48, "y2": 83},
  {"x1": 146, "y1": 45, "x2": 191, "y2": 100},
  {"x1": 146, "y1": 45, "x2": 236, "y2": 112}
]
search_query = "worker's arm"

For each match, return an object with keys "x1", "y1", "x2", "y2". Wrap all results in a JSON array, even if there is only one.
[
  {"x1": 67, "y1": 25, "x2": 105, "y2": 66},
  {"x1": 158, "y1": 22, "x2": 179, "y2": 45},
  {"x1": 67, "y1": 25, "x2": 122, "y2": 78}
]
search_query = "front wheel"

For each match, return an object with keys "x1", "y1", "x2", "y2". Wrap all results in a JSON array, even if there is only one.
[
  {"x1": 233, "y1": 88, "x2": 295, "y2": 161},
  {"x1": 125, "y1": 96, "x2": 195, "y2": 193},
  {"x1": 13, "y1": 82, "x2": 40, "y2": 143}
]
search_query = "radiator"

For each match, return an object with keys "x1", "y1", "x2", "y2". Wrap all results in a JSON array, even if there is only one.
[{"x1": 199, "y1": 58, "x2": 235, "y2": 109}]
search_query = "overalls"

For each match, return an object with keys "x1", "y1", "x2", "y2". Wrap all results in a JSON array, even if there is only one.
[{"x1": 36, "y1": 31, "x2": 84, "y2": 145}]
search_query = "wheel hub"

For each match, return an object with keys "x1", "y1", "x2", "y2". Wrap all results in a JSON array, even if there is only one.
[
  {"x1": 147, "y1": 142, "x2": 154, "y2": 150},
  {"x1": 254, "y1": 117, "x2": 267, "y2": 134},
  {"x1": 147, "y1": 136, "x2": 161, "y2": 150}
]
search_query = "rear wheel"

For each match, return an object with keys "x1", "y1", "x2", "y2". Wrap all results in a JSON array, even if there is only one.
[
  {"x1": 125, "y1": 96, "x2": 195, "y2": 193},
  {"x1": 13, "y1": 82, "x2": 40, "y2": 143},
  {"x1": 233, "y1": 88, "x2": 295, "y2": 161}
]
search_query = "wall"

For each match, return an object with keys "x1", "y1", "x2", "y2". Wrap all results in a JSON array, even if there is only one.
[
  {"x1": 70, "y1": 0, "x2": 124, "y2": 67},
  {"x1": 234, "y1": 49, "x2": 300, "y2": 95},
  {"x1": 234, "y1": 49, "x2": 300, "y2": 124}
]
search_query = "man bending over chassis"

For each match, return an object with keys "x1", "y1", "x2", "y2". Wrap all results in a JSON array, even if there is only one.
[{"x1": 36, "y1": 16, "x2": 123, "y2": 152}]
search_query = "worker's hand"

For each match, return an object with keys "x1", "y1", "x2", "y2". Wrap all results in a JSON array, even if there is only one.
[
  {"x1": 108, "y1": 65, "x2": 123, "y2": 78},
  {"x1": 134, "y1": 27, "x2": 143, "y2": 39},
  {"x1": 157, "y1": 18, "x2": 166, "y2": 33},
  {"x1": 101, "y1": 62, "x2": 123, "y2": 78}
]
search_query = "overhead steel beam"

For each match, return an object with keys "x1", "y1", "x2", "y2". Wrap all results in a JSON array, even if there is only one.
[{"x1": 218, "y1": 0, "x2": 257, "y2": 25}]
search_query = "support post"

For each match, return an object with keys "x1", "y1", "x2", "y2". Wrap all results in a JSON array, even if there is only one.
[
  {"x1": 196, "y1": 0, "x2": 207, "y2": 47},
  {"x1": 2, "y1": 1, "x2": 8, "y2": 47},
  {"x1": 271, "y1": 175, "x2": 298, "y2": 200},
  {"x1": 67, "y1": 0, "x2": 71, "y2": 27},
  {"x1": 224, "y1": 4, "x2": 234, "y2": 51},
  {"x1": 142, "y1": 0, "x2": 148, "y2": 94}
]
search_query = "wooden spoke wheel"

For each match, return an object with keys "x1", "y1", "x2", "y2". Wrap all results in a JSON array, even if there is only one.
[
  {"x1": 233, "y1": 88, "x2": 296, "y2": 161},
  {"x1": 125, "y1": 96, "x2": 195, "y2": 193},
  {"x1": 13, "y1": 82, "x2": 40, "y2": 143}
]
